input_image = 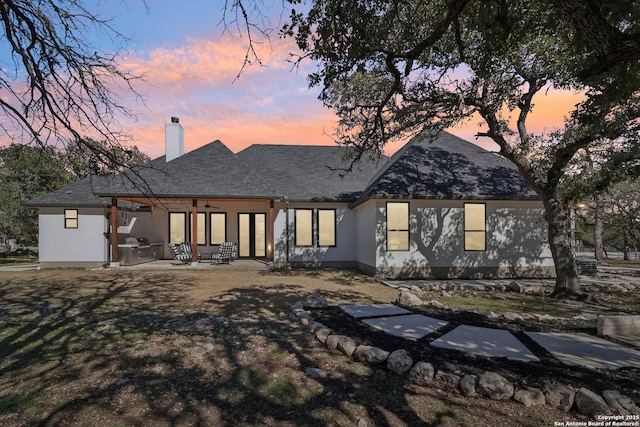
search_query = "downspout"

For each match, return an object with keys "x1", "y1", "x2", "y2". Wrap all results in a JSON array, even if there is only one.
[
  {"x1": 191, "y1": 199, "x2": 198, "y2": 265},
  {"x1": 110, "y1": 198, "x2": 119, "y2": 267}
]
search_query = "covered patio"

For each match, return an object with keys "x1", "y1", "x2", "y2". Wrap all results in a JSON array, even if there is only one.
[{"x1": 112, "y1": 258, "x2": 270, "y2": 271}]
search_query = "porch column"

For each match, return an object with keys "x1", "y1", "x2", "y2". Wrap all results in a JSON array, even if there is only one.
[
  {"x1": 110, "y1": 198, "x2": 119, "y2": 266},
  {"x1": 268, "y1": 200, "x2": 275, "y2": 260},
  {"x1": 191, "y1": 199, "x2": 198, "y2": 264}
]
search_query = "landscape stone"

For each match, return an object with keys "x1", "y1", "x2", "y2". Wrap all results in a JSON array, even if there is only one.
[
  {"x1": 408, "y1": 361, "x2": 435, "y2": 385},
  {"x1": 337, "y1": 336, "x2": 358, "y2": 357},
  {"x1": 503, "y1": 312, "x2": 524, "y2": 322},
  {"x1": 434, "y1": 371, "x2": 461, "y2": 391},
  {"x1": 514, "y1": 387, "x2": 545, "y2": 407},
  {"x1": 602, "y1": 390, "x2": 640, "y2": 415},
  {"x1": 290, "y1": 301, "x2": 304, "y2": 312},
  {"x1": 426, "y1": 300, "x2": 445, "y2": 308},
  {"x1": 507, "y1": 281, "x2": 524, "y2": 293},
  {"x1": 460, "y1": 375, "x2": 477, "y2": 397},
  {"x1": 396, "y1": 291, "x2": 423, "y2": 307},
  {"x1": 574, "y1": 387, "x2": 612, "y2": 417},
  {"x1": 410, "y1": 285, "x2": 424, "y2": 296},
  {"x1": 309, "y1": 322, "x2": 325, "y2": 333},
  {"x1": 386, "y1": 349, "x2": 413, "y2": 375},
  {"x1": 543, "y1": 383, "x2": 575, "y2": 412},
  {"x1": 523, "y1": 285, "x2": 542, "y2": 294},
  {"x1": 303, "y1": 292, "x2": 328, "y2": 308},
  {"x1": 315, "y1": 327, "x2": 331, "y2": 343},
  {"x1": 476, "y1": 371, "x2": 514, "y2": 400},
  {"x1": 325, "y1": 334, "x2": 350, "y2": 351},
  {"x1": 353, "y1": 345, "x2": 389, "y2": 364},
  {"x1": 305, "y1": 367, "x2": 328, "y2": 379}
]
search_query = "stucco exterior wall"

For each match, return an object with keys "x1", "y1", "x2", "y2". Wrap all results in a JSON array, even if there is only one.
[
  {"x1": 272, "y1": 201, "x2": 357, "y2": 269},
  {"x1": 373, "y1": 199, "x2": 555, "y2": 279},
  {"x1": 38, "y1": 208, "x2": 109, "y2": 268},
  {"x1": 354, "y1": 200, "x2": 378, "y2": 275}
]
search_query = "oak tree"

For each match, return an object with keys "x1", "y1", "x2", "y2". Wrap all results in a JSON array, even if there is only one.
[{"x1": 276, "y1": 0, "x2": 640, "y2": 296}]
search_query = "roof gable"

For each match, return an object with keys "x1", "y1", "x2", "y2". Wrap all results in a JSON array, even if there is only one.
[{"x1": 355, "y1": 131, "x2": 537, "y2": 203}]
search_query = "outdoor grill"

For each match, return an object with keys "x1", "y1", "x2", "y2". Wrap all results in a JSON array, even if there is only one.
[{"x1": 118, "y1": 236, "x2": 161, "y2": 266}]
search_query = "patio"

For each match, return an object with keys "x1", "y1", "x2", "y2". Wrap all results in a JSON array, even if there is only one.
[{"x1": 114, "y1": 259, "x2": 270, "y2": 270}]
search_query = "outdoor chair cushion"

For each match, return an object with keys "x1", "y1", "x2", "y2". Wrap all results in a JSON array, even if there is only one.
[
  {"x1": 211, "y1": 242, "x2": 235, "y2": 264},
  {"x1": 168, "y1": 242, "x2": 192, "y2": 263}
]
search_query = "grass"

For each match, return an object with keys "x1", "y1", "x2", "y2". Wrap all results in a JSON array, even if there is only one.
[
  {"x1": 0, "y1": 394, "x2": 38, "y2": 414},
  {"x1": 0, "y1": 257, "x2": 36, "y2": 265},
  {"x1": 420, "y1": 291, "x2": 569, "y2": 316}
]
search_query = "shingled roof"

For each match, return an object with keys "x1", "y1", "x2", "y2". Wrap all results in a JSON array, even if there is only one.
[
  {"x1": 236, "y1": 144, "x2": 386, "y2": 201},
  {"x1": 353, "y1": 130, "x2": 538, "y2": 206},
  {"x1": 26, "y1": 176, "x2": 111, "y2": 208},
  {"x1": 27, "y1": 131, "x2": 538, "y2": 207}
]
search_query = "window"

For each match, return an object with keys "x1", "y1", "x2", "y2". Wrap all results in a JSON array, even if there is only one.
[
  {"x1": 387, "y1": 202, "x2": 409, "y2": 251},
  {"x1": 210, "y1": 213, "x2": 226, "y2": 245},
  {"x1": 294, "y1": 208, "x2": 337, "y2": 247},
  {"x1": 189, "y1": 212, "x2": 206, "y2": 245},
  {"x1": 317, "y1": 209, "x2": 336, "y2": 246},
  {"x1": 64, "y1": 209, "x2": 78, "y2": 229},
  {"x1": 295, "y1": 209, "x2": 313, "y2": 246},
  {"x1": 464, "y1": 203, "x2": 486, "y2": 251},
  {"x1": 169, "y1": 212, "x2": 186, "y2": 244}
]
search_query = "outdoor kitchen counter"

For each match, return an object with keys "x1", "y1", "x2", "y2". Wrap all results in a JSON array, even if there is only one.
[{"x1": 117, "y1": 243, "x2": 163, "y2": 266}]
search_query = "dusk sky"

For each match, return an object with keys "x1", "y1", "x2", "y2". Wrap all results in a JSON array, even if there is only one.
[{"x1": 17, "y1": 1, "x2": 585, "y2": 158}]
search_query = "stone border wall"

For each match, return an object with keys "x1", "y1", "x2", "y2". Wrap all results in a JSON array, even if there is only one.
[{"x1": 291, "y1": 293, "x2": 640, "y2": 419}]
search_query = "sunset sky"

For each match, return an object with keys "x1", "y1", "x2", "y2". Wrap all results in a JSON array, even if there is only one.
[{"x1": 10, "y1": 1, "x2": 584, "y2": 159}]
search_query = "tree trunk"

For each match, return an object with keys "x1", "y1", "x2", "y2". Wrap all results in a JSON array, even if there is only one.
[
  {"x1": 594, "y1": 200, "x2": 604, "y2": 261},
  {"x1": 623, "y1": 229, "x2": 630, "y2": 261},
  {"x1": 543, "y1": 196, "x2": 582, "y2": 297}
]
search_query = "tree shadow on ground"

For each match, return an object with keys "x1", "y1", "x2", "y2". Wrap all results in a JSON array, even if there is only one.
[
  {"x1": 0, "y1": 269, "x2": 510, "y2": 426},
  {"x1": 0, "y1": 269, "x2": 591, "y2": 426}
]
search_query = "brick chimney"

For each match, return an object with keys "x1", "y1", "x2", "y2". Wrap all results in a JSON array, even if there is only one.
[{"x1": 165, "y1": 116, "x2": 184, "y2": 162}]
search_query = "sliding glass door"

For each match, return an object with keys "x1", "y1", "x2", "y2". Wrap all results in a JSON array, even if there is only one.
[{"x1": 238, "y1": 213, "x2": 266, "y2": 257}]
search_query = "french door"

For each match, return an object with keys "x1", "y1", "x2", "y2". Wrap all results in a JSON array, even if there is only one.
[{"x1": 238, "y1": 213, "x2": 266, "y2": 257}]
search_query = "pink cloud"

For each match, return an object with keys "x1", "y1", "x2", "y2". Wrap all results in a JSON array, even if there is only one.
[{"x1": 117, "y1": 33, "x2": 583, "y2": 160}]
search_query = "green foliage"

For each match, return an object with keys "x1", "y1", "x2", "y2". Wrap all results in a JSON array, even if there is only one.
[
  {"x1": 0, "y1": 138, "x2": 150, "y2": 244},
  {"x1": 66, "y1": 137, "x2": 151, "y2": 179},
  {"x1": 0, "y1": 145, "x2": 73, "y2": 244}
]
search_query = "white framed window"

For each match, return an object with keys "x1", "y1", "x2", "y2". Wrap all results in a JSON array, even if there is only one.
[
  {"x1": 386, "y1": 202, "x2": 409, "y2": 251},
  {"x1": 64, "y1": 209, "x2": 78, "y2": 229},
  {"x1": 464, "y1": 203, "x2": 486, "y2": 251}
]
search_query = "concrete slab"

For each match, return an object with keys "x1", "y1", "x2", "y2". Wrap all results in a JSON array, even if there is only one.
[
  {"x1": 362, "y1": 314, "x2": 448, "y2": 341},
  {"x1": 431, "y1": 325, "x2": 540, "y2": 362},
  {"x1": 339, "y1": 303, "x2": 410, "y2": 319},
  {"x1": 525, "y1": 332, "x2": 640, "y2": 370}
]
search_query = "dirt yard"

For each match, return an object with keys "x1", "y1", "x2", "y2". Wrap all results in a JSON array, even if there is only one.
[{"x1": 0, "y1": 268, "x2": 636, "y2": 426}]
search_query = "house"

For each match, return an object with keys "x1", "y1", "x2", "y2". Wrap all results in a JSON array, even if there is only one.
[{"x1": 27, "y1": 119, "x2": 555, "y2": 278}]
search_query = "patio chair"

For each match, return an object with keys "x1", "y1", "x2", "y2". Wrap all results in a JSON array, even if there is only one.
[
  {"x1": 211, "y1": 241, "x2": 235, "y2": 264},
  {"x1": 168, "y1": 242, "x2": 191, "y2": 264}
]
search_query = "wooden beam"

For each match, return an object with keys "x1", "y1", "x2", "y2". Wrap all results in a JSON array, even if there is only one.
[
  {"x1": 191, "y1": 199, "x2": 198, "y2": 263},
  {"x1": 111, "y1": 198, "x2": 119, "y2": 264}
]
